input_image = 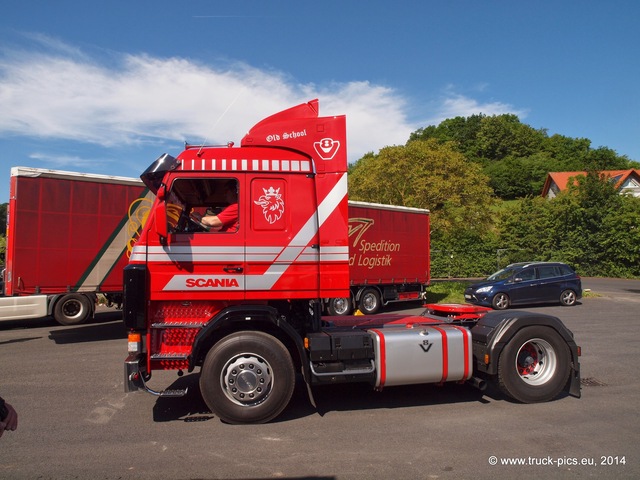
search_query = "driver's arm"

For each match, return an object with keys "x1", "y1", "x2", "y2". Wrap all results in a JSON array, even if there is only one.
[{"x1": 201, "y1": 215, "x2": 224, "y2": 230}]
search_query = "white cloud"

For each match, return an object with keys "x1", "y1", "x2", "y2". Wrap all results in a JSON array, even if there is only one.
[
  {"x1": 420, "y1": 86, "x2": 529, "y2": 127},
  {"x1": 0, "y1": 39, "x2": 527, "y2": 165},
  {"x1": 0, "y1": 43, "x2": 414, "y2": 163}
]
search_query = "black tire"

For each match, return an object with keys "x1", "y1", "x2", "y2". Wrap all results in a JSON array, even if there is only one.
[
  {"x1": 199, "y1": 331, "x2": 295, "y2": 424},
  {"x1": 358, "y1": 288, "x2": 381, "y2": 315},
  {"x1": 497, "y1": 326, "x2": 571, "y2": 403},
  {"x1": 53, "y1": 294, "x2": 92, "y2": 326},
  {"x1": 492, "y1": 292, "x2": 510, "y2": 310},
  {"x1": 326, "y1": 297, "x2": 352, "y2": 316},
  {"x1": 560, "y1": 289, "x2": 577, "y2": 306}
]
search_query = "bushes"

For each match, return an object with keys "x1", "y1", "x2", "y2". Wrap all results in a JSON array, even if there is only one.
[
  {"x1": 431, "y1": 230, "x2": 500, "y2": 278},
  {"x1": 430, "y1": 172, "x2": 640, "y2": 279},
  {"x1": 496, "y1": 173, "x2": 640, "y2": 278}
]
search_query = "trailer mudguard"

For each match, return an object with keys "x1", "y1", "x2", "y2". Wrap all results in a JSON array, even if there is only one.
[{"x1": 470, "y1": 311, "x2": 581, "y2": 398}]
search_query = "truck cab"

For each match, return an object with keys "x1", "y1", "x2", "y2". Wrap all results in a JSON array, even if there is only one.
[{"x1": 124, "y1": 100, "x2": 353, "y2": 418}]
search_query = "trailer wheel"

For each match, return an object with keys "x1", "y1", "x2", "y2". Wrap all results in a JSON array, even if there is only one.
[
  {"x1": 326, "y1": 297, "x2": 352, "y2": 316},
  {"x1": 497, "y1": 326, "x2": 571, "y2": 403},
  {"x1": 359, "y1": 288, "x2": 381, "y2": 315},
  {"x1": 560, "y1": 289, "x2": 577, "y2": 306},
  {"x1": 53, "y1": 294, "x2": 92, "y2": 326},
  {"x1": 200, "y1": 331, "x2": 295, "y2": 424},
  {"x1": 491, "y1": 292, "x2": 510, "y2": 310}
]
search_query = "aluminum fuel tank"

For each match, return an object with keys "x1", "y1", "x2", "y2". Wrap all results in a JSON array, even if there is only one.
[{"x1": 368, "y1": 324, "x2": 472, "y2": 388}]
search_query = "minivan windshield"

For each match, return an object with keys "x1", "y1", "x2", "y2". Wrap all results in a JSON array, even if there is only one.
[{"x1": 487, "y1": 267, "x2": 517, "y2": 281}]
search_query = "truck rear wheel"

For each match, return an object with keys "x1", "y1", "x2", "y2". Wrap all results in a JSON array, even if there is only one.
[
  {"x1": 200, "y1": 331, "x2": 295, "y2": 424},
  {"x1": 497, "y1": 326, "x2": 571, "y2": 403},
  {"x1": 359, "y1": 288, "x2": 381, "y2": 315},
  {"x1": 53, "y1": 294, "x2": 92, "y2": 326}
]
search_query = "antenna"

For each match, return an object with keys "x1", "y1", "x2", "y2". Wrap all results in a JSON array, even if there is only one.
[{"x1": 197, "y1": 91, "x2": 242, "y2": 156}]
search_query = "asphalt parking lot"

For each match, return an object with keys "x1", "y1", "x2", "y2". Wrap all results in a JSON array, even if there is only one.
[{"x1": 0, "y1": 278, "x2": 638, "y2": 479}]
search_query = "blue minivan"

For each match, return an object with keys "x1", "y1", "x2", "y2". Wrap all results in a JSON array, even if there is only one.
[{"x1": 464, "y1": 262, "x2": 582, "y2": 310}]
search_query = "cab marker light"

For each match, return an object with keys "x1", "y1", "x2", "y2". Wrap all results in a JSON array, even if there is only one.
[{"x1": 128, "y1": 332, "x2": 142, "y2": 353}]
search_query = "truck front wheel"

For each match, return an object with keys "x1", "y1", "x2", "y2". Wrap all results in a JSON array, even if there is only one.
[
  {"x1": 497, "y1": 326, "x2": 571, "y2": 403},
  {"x1": 326, "y1": 297, "x2": 352, "y2": 316},
  {"x1": 359, "y1": 288, "x2": 381, "y2": 315},
  {"x1": 53, "y1": 294, "x2": 93, "y2": 326},
  {"x1": 200, "y1": 331, "x2": 295, "y2": 424}
]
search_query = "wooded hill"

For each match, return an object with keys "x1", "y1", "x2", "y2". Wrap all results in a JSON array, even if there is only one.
[
  {"x1": 348, "y1": 114, "x2": 640, "y2": 278},
  {"x1": 409, "y1": 113, "x2": 638, "y2": 199}
]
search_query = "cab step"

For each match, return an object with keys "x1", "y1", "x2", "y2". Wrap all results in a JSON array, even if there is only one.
[{"x1": 138, "y1": 371, "x2": 188, "y2": 398}]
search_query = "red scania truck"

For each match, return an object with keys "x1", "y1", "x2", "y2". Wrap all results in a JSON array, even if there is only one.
[
  {"x1": 124, "y1": 100, "x2": 581, "y2": 424},
  {"x1": 325, "y1": 201, "x2": 429, "y2": 316},
  {"x1": 1, "y1": 167, "x2": 151, "y2": 325}
]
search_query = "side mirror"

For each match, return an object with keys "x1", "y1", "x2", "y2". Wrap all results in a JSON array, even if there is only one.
[{"x1": 154, "y1": 185, "x2": 168, "y2": 239}]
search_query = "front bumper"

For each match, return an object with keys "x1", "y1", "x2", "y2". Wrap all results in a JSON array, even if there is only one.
[{"x1": 464, "y1": 291, "x2": 491, "y2": 307}]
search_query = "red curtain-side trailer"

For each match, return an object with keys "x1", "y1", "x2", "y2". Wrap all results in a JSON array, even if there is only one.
[
  {"x1": 323, "y1": 201, "x2": 430, "y2": 315},
  {"x1": 1, "y1": 167, "x2": 151, "y2": 325}
]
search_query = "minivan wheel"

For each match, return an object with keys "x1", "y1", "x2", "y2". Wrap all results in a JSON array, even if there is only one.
[
  {"x1": 492, "y1": 293, "x2": 510, "y2": 310},
  {"x1": 560, "y1": 289, "x2": 577, "y2": 306}
]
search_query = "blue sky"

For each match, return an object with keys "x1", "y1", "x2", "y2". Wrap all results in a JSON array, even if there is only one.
[{"x1": 1, "y1": 1, "x2": 638, "y2": 203}]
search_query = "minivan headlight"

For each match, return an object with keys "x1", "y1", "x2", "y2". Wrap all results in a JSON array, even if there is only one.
[{"x1": 475, "y1": 286, "x2": 493, "y2": 294}]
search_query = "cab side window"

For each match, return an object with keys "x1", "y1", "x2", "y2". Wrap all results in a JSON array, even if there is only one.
[{"x1": 168, "y1": 178, "x2": 239, "y2": 234}]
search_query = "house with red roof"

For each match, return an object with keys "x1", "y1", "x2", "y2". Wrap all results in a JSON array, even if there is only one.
[{"x1": 541, "y1": 169, "x2": 640, "y2": 199}]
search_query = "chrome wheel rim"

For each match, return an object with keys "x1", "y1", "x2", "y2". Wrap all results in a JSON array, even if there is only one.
[{"x1": 220, "y1": 353, "x2": 273, "y2": 406}]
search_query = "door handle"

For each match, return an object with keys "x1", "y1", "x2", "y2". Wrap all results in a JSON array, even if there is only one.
[{"x1": 223, "y1": 266, "x2": 243, "y2": 273}]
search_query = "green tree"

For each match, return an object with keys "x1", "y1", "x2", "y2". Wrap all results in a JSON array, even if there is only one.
[
  {"x1": 498, "y1": 196, "x2": 555, "y2": 263},
  {"x1": 348, "y1": 139, "x2": 496, "y2": 237},
  {"x1": 474, "y1": 114, "x2": 546, "y2": 161},
  {"x1": 585, "y1": 146, "x2": 634, "y2": 171},
  {"x1": 540, "y1": 134, "x2": 591, "y2": 167},
  {"x1": 409, "y1": 114, "x2": 484, "y2": 161}
]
